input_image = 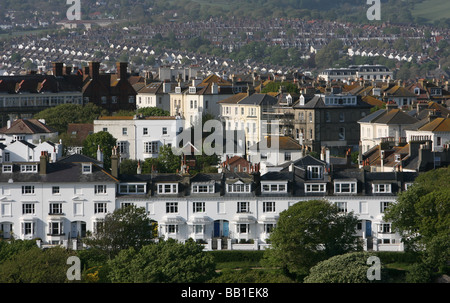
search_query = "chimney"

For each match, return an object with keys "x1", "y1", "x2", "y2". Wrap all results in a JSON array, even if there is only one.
[
  {"x1": 89, "y1": 62, "x2": 100, "y2": 80},
  {"x1": 110, "y1": 147, "x2": 119, "y2": 178},
  {"x1": 7, "y1": 120, "x2": 11, "y2": 129},
  {"x1": 116, "y1": 62, "x2": 127, "y2": 80},
  {"x1": 386, "y1": 100, "x2": 397, "y2": 111},
  {"x1": 52, "y1": 62, "x2": 63, "y2": 77},
  {"x1": 97, "y1": 145, "x2": 103, "y2": 163},
  {"x1": 39, "y1": 151, "x2": 48, "y2": 175},
  {"x1": 137, "y1": 160, "x2": 142, "y2": 174}
]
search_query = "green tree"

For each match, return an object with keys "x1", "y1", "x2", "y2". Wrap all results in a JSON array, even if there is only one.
[
  {"x1": 0, "y1": 246, "x2": 76, "y2": 283},
  {"x1": 383, "y1": 166, "x2": 450, "y2": 272},
  {"x1": 119, "y1": 159, "x2": 139, "y2": 175},
  {"x1": 304, "y1": 252, "x2": 386, "y2": 283},
  {"x1": 82, "y1": 131, "x2": 117, "y2": 169},
  {"x1": 157, "y1": 145, "x2": 181, "y2": 173},
  {"x1": 107, "y1": 239, "x2": 216, "y2": 283},
  {"x1": 137, "y1": 107, "x2": 170, "y2": 117},
  {"x1": 34, "y1": 103, "x2": 107, "y2": 133},
  {"x1": 83, "y1": 205, "x2": 156, "y2": 259},
  {"x1": 262, "y1": 199, "x2": 362, "y2": 279}
]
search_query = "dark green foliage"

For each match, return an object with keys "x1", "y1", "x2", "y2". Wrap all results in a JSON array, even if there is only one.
[{"x1": 107, "y1": 239, "x2": 216, "y2": 283}]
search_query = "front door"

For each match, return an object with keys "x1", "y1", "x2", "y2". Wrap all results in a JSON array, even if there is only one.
[
  {"x1": 222, "y1": 221, "x2": 229, "y2": 237},
  {"x1": 0, "y1": 223, "x2": 12, "y2": 239},
  {"x1": 214, "y1": 221, "x2": 220, "y2": 237},
  {"x1": 366, "y1": 220, "x2": 372, "y2": 237}
]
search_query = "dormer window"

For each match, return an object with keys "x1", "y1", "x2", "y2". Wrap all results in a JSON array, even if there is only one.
[
  {"x1": 307, "y1": 166, "x2": 323, "y2": 180},
  {"x1": 2, "y1": 165, "x2": 12, "y2": 173},
  {"x1": 305, "y1": 183, "x2": 326, "y2": 193},
  {"x1": 189, "y1": 86, "x2": 196, "y2": 94},
  {"x1": 334, "y1": 181, "x2": 357, "y2": 194},
  {"x1": 261, "y1": 181, "x2": 287, "y2": 193},
  {"x1": 227, "y1": 181, "x2": 251, "y2": 193},
  {"x1": 191, "y1": 183, "x2": 214, "y2": 193},
  {"x1": 119, "y1": 183, "x2": 146, "y2": 194},
  {"x1": 21, "y1": 164, "x2": 37, "y2": 173},
  {"x1": 158, "y1": 183, "x2": 178, "y2": 194},
  {"x1": 82, "y1": 163, "x2": 92, "y2": 174},
  {"x1": 372, "y1": 183, "x2": 391, "y2": 193}
]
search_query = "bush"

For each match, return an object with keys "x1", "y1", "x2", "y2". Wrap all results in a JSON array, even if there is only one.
[{"x1": 208, "y1": 250, "x2": 265, "y2": 263}]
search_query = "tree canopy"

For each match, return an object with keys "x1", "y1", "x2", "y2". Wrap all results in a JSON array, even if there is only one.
[
  {"x1": 262, "y1": 199, "x2": 362, "y2": 278},
  {"x1": 34, "y1": 103, "x2": 107, "y2": 134},
  {"x1": 383, "y1": 166, "x2": 450, "y2": 271},
  {"x1": 107, "y1": 239, "x2": 216, "y2": 283},
  {"x1": 83, "y1": 205, "x2": 157, "y2": 259},
  {"x1": 82, "y1": 131, "x2": 117, "y2": 170}
]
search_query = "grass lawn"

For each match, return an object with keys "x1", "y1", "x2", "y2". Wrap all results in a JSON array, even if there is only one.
[{"x1": 411, "y1": 0, "x2": 450, "y2": 22}]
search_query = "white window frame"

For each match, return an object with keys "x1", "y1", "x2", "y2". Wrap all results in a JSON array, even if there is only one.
[
  {"x1": 166, "y1": 202, "x2": 178, "y2": 213},
  {"x1": 237, "y1": 201, "x2": 250, "y2": 213},
  {"x1": 304, "y1": 183, "x2": 326, "y2": 193},
  {"x1": 193, "y1": 202, "x2": 205, "y2": 213},
  {"x1": 94, "y1": 185, "x2": 107, "y2": 195},
  {"x1": 307, "y1": 166, "x2": 323, "y2": 180},
  {"x1": 263, "y1": 201, "x2": 276, "y2": 213},
  {"x1": 158, "y1": 183, "x2": 178, "y2": 194},
  {"x1": 334, "y1": 182, "x2": 357, "y2": 194},
  {"x1": 372, "y1": 183, "x2": 392, "y2": 193}
]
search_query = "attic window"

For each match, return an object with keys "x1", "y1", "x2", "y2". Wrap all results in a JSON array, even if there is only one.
[
  {"x1": 189, "y1": 87, "x2": 196, "y2": 94},
  {"x1": 2, "y1": 165, "x2": 12, "y2": 173},
  {"x1": 372, "y1": 183, "x2": 391, "y2": 193},
  {"x1": 21, "y1": 165, "x2": 37, "y2": 173},
  {"x1": 334, "y1": 182, "x2": 357, "y2": 194},
  {"x1": 307, "y1": 166, "x2": 323, "y2": 180},
  {"x1": 82, "y1": 163, "x2": 92, "y2": 174}
]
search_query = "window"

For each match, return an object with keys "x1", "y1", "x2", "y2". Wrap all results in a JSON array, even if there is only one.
[
  {"x1": 52, "y1": 186, "x2": 60, "y2": 195},
  {"x1": 193, "y1": 202, "x2": 205, "y2": 213},
  {"x1": 94, "y1": 202, "x2": 107, "y2": 214},
  {"x1": 336, "y1": 202, "x2": 348, "y2": 213},
  {"x1": 119, "y1": 184, "x2": 146, "y2": 194},
  {"x1": 379, "y1": 223, "x2": 391, "y2": 233},
  {"x1": 144, "y1": 141, "x2": 159, "y2": 154},
  {"x1": 158, "y1": 183, "x2": 178, "y2": 194},
  {"x1": 22, "y1": 186, "x2": 35, "y2": 195},
  {"x1": 227, "y1": 183, "x2": 250, "y2": 193},
  {"x1": 192, "y1": 184, "x2": 214, "y2": 193},
  {"x1": 237, "y1": 224, "x2": 248, "y2": 234},
  {"x1": 20, "y1": 165, "x2": 37, "y2": 173},
  {"x1": 339, "y1": 127, "x2": 345, "y2": 140},
  {"x1": 334, "y1": 182, "x2": 357, "y2": 193},
  {"x1": 307, "y1": 166, "x2": 323, "y2": 179},
  {"x1": 264, "y1": 223, "x2": 275, "y2": 233},
  {"x1": 162, "y1": 127, "x2": 167, "y2": 135},
  {"x1": 263, "y1": 201, "x2": 275, "y2": 213},
  {"x1": 305, "y1": 183, "x2": 326, "y2": 193},
  {"x1": 122, "y1": 127, "x2": 128, "y2": 135},
  {"x1": 22, "y1": 222, "x2": 35, "y2": 235},
  {"x1": 237, "y1": 201, "x2": 250, "y2": 213},
  {"x1": 117, "y1": 141, "x2": 128, "y2": 154},
  {"x1": 284, "y1": 152, "x2": 291, "y2": 161},
  {"x1": 261, "y1": 183, "x2": 287, "y2": 193},
  {"x1": 143, "y1": 128, "x2": 148, "y2": 135},
  {"x1": 166, "y1": 202, "x2": 178, "y2": 213},
  {"x1": 308, "y1": 112, "x2": 313, "y2": 122},
  {"x1": 372, "y1": 184, "x2": 391, "y2": 193},
  {"x1": 2, "y1": 165, "x2": 12, "y2": 173},
  {"x1": 95, "y1": 185, "x2": 107, "y2": 194},
  {"x1": 339, "y1": 112, "x2": 345, "y2": 122},
  {"x1": 194, "y1": 225, "x2": 204, "y2": 234},
  {"x1": 82, "y1": 163, "x2": 92, "y2": 174},
  {"x1": 380, "y1": 201, "x2": 391, "y2": 213},
  {"x1": 102, "y1": 127, "x2": 108, "y2": 132},
  {"x1": 325, "y1": 111, "x2": 331, "y2": 122},
  {"x1": 167, "y1": 224, "x2": 178, "y2": 234},
  {"x1": 22, "y1": 203, "x2": 35, "y2": 214},
  {"x1": 49, "y1": 203, "x2": 63, "y2": 215}
]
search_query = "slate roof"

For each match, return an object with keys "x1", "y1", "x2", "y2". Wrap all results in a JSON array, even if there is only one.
[{"x1": 0, "y1": 119, "x2": 57, "y2": 135}]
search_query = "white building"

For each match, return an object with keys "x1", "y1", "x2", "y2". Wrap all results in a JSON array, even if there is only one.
[
  {"x1": 0, "y1": 153, "x2": 117, "y2": 246},
  {"x1": 319, "y1": 65, "x2": 393, "y2": 83},
  {"x1": 0, "y1": 118, "x2": 58, "y2": 146},
  {"x1": 93, "y1": 115, "x2": 184, "y2": 161},
  {"x1": 0, "y1": 152, "x2": 416, "y2": 252},
  {"x1": 358, "y1": 105, "x2": 419, "y2": 154},
  {"x1": 135, "y1": 81, "x2": 172, "y2": 112},
  {"x1": 405, "y1": 117, "x2": 450, "y2": 152}
]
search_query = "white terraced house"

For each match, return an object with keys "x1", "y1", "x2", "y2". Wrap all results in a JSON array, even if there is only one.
[{"x1": 0, "y1": 149, "x2": 419, "y2": 252}]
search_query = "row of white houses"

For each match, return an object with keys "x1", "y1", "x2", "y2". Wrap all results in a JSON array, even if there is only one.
[{"x1": 0, "y1": 151, "x2": 416, "y2": 251}]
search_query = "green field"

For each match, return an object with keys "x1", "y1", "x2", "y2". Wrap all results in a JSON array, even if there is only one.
[{"x1": 411, "y1": 0, "x2": 450, "y2": 22}]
